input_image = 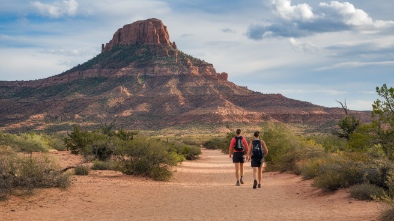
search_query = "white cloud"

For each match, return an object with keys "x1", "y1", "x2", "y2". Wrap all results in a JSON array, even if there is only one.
[
  {"x1": 315, "y1": 60, "x2": 394, "y2": 71},
  {"x1": 246, "y1": 0, "x2": 394, "y2": 39},
  {"x1": 32, "y1": 0, "x2": 78, "y2": 18},
  {"x1": 288, "y1": 37, "x2": 318, "y2": 52},
  {"x1": 271, "y1": 0, "x2": 314, "y2": 20},
  {"x1": 319, "y1": 1, "x2": 373, "y2": 26}
]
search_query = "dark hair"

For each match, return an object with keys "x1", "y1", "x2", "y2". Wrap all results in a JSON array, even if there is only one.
[
  {"x1": 236, "y1": 129, "x2": 241, "y2": 135},
  {"x1": 254, "y1": 131, "x2": 260, "y2": 137}
]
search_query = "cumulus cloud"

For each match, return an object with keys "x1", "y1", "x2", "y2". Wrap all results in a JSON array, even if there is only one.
[
  {"x1": 32, "y1": 0, "x2": 78, "y2": 18},
  {"x1": 246, "y1": 0, "x2": 394, "y2": 40},
  {"x1": 288, "y1": 37, "x2": 318, "y2": 52},
  {"x1": 271, "y1": 0, "x2": 314, "y2": 20}
]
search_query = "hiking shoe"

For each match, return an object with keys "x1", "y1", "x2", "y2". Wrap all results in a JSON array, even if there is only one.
[
  {"x1": 236, "y1": 181, "x2": 240, "y2": 186},
  {"x1": 240, "y1": 178, "x2": 244, "y2": 184},
  {"x1": 253, "y1": 180, "x2": 257, "y2": 189},
  {"x1": 258, "y1": 183, "x2": 261, "y2": 188}
]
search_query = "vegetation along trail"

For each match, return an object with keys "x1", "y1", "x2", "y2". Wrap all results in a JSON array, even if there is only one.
[{"x1": 1, "y1": 149, "x2": 382, "y2": 221}]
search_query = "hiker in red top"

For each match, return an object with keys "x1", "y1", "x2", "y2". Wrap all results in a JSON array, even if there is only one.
[{"x1": 229, "y1": 129, "x2": 249, "y2": 186}]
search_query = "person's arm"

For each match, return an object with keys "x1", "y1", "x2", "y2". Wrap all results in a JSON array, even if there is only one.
[
  {"x1": 242, "y1": 137, "x2": 249, "y2": 152},
  {"x1": 228, "y1": 138, "x2": 235, "y2": 158},
  {"x1": 261, "y1": 140, "x2": 268, "y2": 155},
  {"x1": 247, "y1": 140, "x2": 252, "y2": 160},
  {"x1": 242, "y1": 137, "x2": 249, "y2": 159}
]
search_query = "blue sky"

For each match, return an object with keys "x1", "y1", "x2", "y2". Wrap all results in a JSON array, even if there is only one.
[{"x1": 1, "y1": 0, "x2": 393, "y2": 111}]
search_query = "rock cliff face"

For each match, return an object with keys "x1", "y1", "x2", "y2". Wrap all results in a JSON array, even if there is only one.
[
  {"x1": 0, "y1": 18, "x2": 371, "y2": 132},
  {"x1": 102, "y1": 18, "x2": 172, "y2": 52}
]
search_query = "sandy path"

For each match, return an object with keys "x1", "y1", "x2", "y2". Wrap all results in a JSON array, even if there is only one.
[{"x1": 1, "y1": 149, "x2": 383, "y2": 221}]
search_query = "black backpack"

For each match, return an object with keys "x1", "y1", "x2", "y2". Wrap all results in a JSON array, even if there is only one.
[
  {"x1": 233, "y1": 136, "x2": 244, "y2": 151},
  {"x1": 251, "y1": 140, "x2": 263, "y2": 159}
]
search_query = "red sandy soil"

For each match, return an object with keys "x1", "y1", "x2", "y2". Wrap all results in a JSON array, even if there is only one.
[{"x1": 1, "y1": 149, "x2": 384, "y2": 221}]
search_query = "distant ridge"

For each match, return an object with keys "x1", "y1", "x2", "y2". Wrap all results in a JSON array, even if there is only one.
[{"x1": 0, "y1": 18, "x2": 371, "y2": 132}]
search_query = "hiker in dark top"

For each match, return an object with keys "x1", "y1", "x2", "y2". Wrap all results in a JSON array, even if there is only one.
[
  {"x1": 247, "y1": 131, "x2": 268, "y2": 189},
  {"x1": 228, "y1": 129, "x2": 249, "y2": 186}
]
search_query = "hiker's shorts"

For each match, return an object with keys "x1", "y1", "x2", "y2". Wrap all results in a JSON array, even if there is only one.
[
  {"x1": 233, "y1": 152, "x2": 245, "y2": 163},
  {"x1": 251, "y1": 157, "x2": 264, "y2": 167}
]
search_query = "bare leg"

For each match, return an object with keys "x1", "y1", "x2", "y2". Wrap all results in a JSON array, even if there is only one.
[
  {"x1": 258, "y1": 166, "x2": 262, "y2": 184},
  {"x1": 240, "y1": 163, "x2": 244, "y2": 178},
  {"x1": 234, "y1": 163, "x2": 240, "y2": 181},
  {"x1": 252, "y1": 167, "x2": 257, "y2": 180}
]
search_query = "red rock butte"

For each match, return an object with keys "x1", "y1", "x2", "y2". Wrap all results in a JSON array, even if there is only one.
[
  {"x1": 102, "y1": 18, "x2": 176, "y2": 52},
  {"x1": 0, "y1": 18, "x2": 372, "y2": 132}
]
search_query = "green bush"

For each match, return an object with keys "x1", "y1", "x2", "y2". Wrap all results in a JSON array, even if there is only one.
[
  {"x1": 312, "y1": 158, "x2": 364, "y2": 191},
  {"x1": 300, "y1": 158, "x2": 329, "y2": 180},
  {"x1": 261, "y1": 123, "x2": 297, "y2": 170},
  {"x1": 44, "y1": 133, "x2": 67, "y2": 151},
  {"x1": 381, "y1": 207, "x2": 394, "y2": 221},
  {"x1": 349, "y1": 183, "x2": 386, "y2": 200},
  {"x1": 113, "y1": 137, "x2": 180, "y2": 181},
  {"x1": 64, "y1": 125, "x2": 201, "y2": 181},
  {"x1": 64, "y1": 125, "x2": 93, "y2": 155},
  {"x1": 204, "y1": 138, "x2": 223, "y2": 150},
  {"x1": 64, "y1": 126, "x2": 116, "y2": 161},
  {"x1": 261, "y1": 123, "x2": 326, "y2": 172},
  {"x1": 307, "y1": 134, "x2": 347, "y2": 152},
  {"x1": 91, "y1": 160, "x2": 114, "y2": 170},
  {"x1": 89, "y1": 138, "x2": 114, "y2": 161},
  {"x1": 0, "y1": 146, "x2": 70, "y2": 200},
  {"x1": 0, "y1": 132, "x2": 50, "y2": 152},
  {"x1": 74, "y1": 165, "x2": 89, "y2": 175},
  {"x1": 170, "y1": 142, "x2": 201, "y2": 160}
]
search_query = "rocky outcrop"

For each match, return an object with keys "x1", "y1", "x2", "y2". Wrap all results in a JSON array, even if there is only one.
[{"x1": 102, "y1": 18, "x2": 174, "y2": 52}]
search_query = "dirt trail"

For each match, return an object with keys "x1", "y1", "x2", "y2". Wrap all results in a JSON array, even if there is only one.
[{"x1": 1, "y1": 149, "x2": 383, "y2": 221}]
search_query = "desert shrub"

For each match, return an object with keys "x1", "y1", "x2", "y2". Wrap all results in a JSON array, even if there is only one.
[
  {"x1": 261, "y1": 123, "x2": 296, "y2": 170},
  {"x1": 178, "y1": 135, "x2": 206, "y2": 146},
  {"x1": 377, "y1": 171, "x2": 394, "y2": 220},
  {"x1": 170, "y1": 142, "x2": 201, "y2": 160},
  {"x1": 359, "y1": 160, "x2": 394, "y2": 189},
  {"x1": 65, "y1": 126, "x2": 115, "y2": 161},
  {"x1": 303, "y1": 156, "x2": 394, "y2": 192},
  {"x1": 64, "y1": 125, "x2": 92, "y2": 154},
  {"x1": 115, "y1": 128, "x2": 138, "y2": 141},
  {"x1": 0, "y1": 146, "x2": 17, "y2": 200},
  {"x1": 74, "y1": 165, "x2": 89, "y2": 175},
  {"x1": 300, "y1": 158, "x2": 329, "y2": 180},
  {"x1": 0, "y1": 146, "x2": 70, "y2": 199},
  {"x1": 381, "y1": 207, "x2": 394, "y2": 221},
  {"x1": 313, "y1": 169, "x2": 349, "y2": 191},
  {"x1": 89, "y1": 138, "x2": 114, "y2": 161},
  {"x1": 308, "y1": 134, "x2": 348, "y2": 152},
  {"x1": 13, "y1": 156, "x2": 70, "y2": 189},
  {"x1": 349, "y1": 183, "x2": 386, "y2": 200},
  {"x1": 0, "y1": 132, "x2": 50, "y2": 152},
  {"x1": 204, "y1": 138, "x2": 223, "y2": 150},
  {"x1": 312, "y1": 158, "x2": 364, "y2": 191},
  {"x1": 64, "y1": 125, "x2": 201, "y2": 180},
  {"x1": 44, "y1": 133, "x2": 67, "y2": 151},
  {"x1": 113, "y1": 137, "x2": 180, "y2": 181},
  {"x1": 366, "y1": 144, "x2": 386, "y2": 159},
  {"x1": 261, "y1": 123, "x2": 327, "y2": 172},
  {"x1": 91, "y1": 160, "x2": 114, "y2": 170}
]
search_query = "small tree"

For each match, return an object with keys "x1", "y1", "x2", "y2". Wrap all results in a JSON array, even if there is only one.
[
  {"x1": 372, "y1": 84, "x2": 394, "y2": 158},
  {"x1": 64, "y1": 125, "x2": 92, "y2": 155},
  {"x1": 333, "y1": 100, "x2": 360, "y2": 140}
]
